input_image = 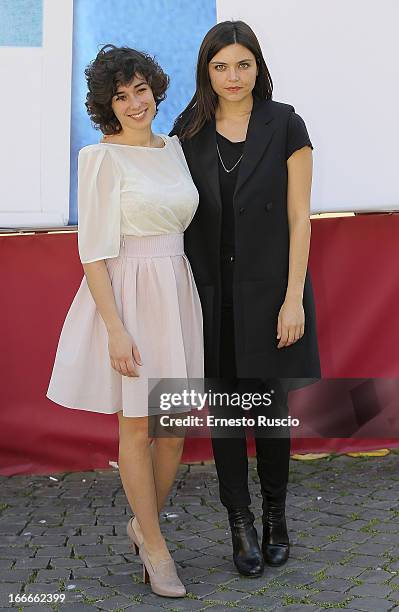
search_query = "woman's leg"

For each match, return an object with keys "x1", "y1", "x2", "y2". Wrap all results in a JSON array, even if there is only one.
[
  {"x1": 253, "y1": 383, "x2": 291, "y2": 566},
  {"x1": 151, "y1": 436, "x2": 185, "y2": 509},
  {"x1": 132, "y1": 435, "x2": 185, "y2": 542},
  {"x1": 255, "y1": 436, "x2": 291, "y2": 501},
  {"x1": 254, "y1": 382, "x2": 290, "y2": 499},
  {"x1": 210, "y1": 298, "x2": 263, "y2": 576},
  {"x1": 117, "y1": 411, "x2": 171, "y2": 564},
  {"x1": 210, "y1": 417, "x2": 250, "y2": 508},
  {"x1": 212, "y1": 303, "x2": 251, "y2": 508}
]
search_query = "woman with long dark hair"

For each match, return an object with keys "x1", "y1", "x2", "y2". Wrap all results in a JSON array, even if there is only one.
[{"x1": 171, "y1": 21, "x2": 320, "y2": 577}]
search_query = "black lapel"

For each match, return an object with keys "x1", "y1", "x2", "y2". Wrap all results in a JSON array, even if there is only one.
[
  {"x1": 191, "y1": 118, "x2": 222, "y2": 211},
  {"x1": 190, "y1": 98, "x2": 275, "y2": 209},
  {"x1": 234, "y1": 98, "x2": 276, "y2": 199}
]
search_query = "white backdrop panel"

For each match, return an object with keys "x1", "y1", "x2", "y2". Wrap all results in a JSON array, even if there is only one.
[
  {"x1": 0, "y1": 0, "x2": 73, "y2": 228},
  {"x1": 0, "y1": 49, "x2": 41, "y2": 214},
  {"x1": 217, "y1": 0, "x2": 399, "y2": 213}
]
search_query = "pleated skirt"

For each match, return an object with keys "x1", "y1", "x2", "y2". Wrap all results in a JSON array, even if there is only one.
[{"x1": 46, "y1": 233, "x2": 204, "y2": 417}]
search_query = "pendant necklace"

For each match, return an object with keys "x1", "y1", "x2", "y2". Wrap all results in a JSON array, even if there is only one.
[{"x1": 216, "y1": 142, "x2": 243, "y2": 173}]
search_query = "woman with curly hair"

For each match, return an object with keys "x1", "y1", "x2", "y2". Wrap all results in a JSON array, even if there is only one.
[{"x1": 47, "y1": 45, "x2": 203, "y2": 598}]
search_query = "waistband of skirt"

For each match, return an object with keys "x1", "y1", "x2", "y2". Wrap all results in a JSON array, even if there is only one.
[{"x1": 120, "y1": 233, "x2": 184, "y2": 257}]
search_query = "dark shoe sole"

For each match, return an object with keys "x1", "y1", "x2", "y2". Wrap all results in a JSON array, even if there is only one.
[{"x1": 235, "y1": 567, "x2": 265, "y2": 577}]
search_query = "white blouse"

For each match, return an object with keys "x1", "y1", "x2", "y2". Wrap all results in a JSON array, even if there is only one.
[{"x1": 77, "y1": 134, "x2": 199, "y2": 263}]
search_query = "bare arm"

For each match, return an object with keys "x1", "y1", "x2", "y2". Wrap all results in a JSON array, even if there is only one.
[
  {"x1": 277, "y1": 146, "x2": 313, "y2": 348},
  {"x1": 83, "y1": 260, "x2": 142, "y2": 376}
]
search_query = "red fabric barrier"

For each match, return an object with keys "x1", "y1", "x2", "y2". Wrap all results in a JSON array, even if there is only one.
[
  {"x1": 309, "y1": 213, "x2": 399, "y2": 377},
  {"x1": 1, "y1": 213, "x2": 399, "y2": 475}
]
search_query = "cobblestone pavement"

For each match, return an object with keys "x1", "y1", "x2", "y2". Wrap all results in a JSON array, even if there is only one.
[{"x1": 1, "y1": 452, "x2": 399, "y2": 611}]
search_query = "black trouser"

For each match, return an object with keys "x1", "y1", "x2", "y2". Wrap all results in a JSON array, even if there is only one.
[{"x1": 210, "y1": 262, "x2": 291, "y2": 509}]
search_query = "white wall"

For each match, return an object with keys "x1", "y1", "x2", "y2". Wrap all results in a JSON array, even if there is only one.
[
  {"x1": 217, "y1": 0, "x2": 399, "y2": 213},
  {"x1": 1, "y1": 0, "x2": 397, "y2": 223},
  {"x1": 0, "y1": 0, "x2": 73, "y2": 228}
]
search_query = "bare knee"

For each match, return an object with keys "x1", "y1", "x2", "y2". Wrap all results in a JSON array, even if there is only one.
[
  {"x1": 155, "y1": 436, "x2": 185, "y2": 453},
  {"x1": 118, "y1": 413, "x2": 152, "y2": 452}
]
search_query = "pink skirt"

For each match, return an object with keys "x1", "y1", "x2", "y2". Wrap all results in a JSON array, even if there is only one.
[{"x1": 46, "y1": 233, "x2": 204, "y2": 417}]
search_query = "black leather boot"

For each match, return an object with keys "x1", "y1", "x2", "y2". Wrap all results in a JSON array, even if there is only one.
[
  {"x1": 227, "y1": 507, "x2": 264, "y2": 577},
  {"x1": 262, "y1": 496, "x2": 290, "y2": 566}
]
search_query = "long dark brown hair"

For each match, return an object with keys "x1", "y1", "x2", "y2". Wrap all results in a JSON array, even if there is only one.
[{"x1": 174, "y1": 21, "x2": 273, "y2": 140}]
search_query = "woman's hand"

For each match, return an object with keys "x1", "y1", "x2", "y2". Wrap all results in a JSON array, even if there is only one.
[
  {"x1": 108, "y1": 325, "x2": 142, "y2": 376},
  {"x1": 277, "y1": 297, "x2": 305, "y2": 348}
]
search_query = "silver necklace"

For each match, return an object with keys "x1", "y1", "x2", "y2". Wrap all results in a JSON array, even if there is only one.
[{"x1": 216, "y1": 142, "x2": 243, "y2": 173}]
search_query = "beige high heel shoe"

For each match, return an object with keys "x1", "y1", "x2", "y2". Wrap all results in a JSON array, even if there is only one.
[
  {"x1": 139, "y1": 544, "x2": 186, "y2": 598},
  {"x1": 126, "y1": 517, "x2": 142, "y2": 555}
]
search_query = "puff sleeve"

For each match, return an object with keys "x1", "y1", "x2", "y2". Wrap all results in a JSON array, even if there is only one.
[
  {"x1": 286, "y1": 112, "x2": 314, "y2": 161},
  {"x1": 77, "y1": 146, "x2": 121, "y2": 264}
]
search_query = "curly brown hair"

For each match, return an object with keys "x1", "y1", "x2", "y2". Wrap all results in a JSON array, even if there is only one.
[{"x1": 85, "y1": 44, "x2": 169, "y2": 134}]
